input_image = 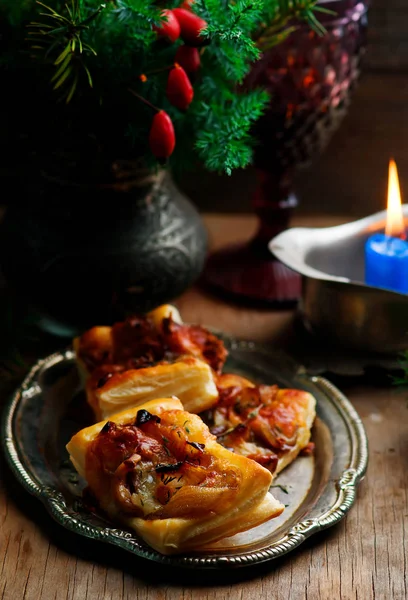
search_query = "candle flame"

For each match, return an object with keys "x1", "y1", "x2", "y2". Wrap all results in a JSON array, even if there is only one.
[{"x1": 386, "y1": 158, "x2": 405, "y2": 239}]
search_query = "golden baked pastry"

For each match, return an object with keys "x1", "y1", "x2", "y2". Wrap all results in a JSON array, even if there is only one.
[
  {"x1": 86, "y1": 356, "x2": 219, "y2": 420},
  {"x1": 66, "y1": 397, "x2": 284, "y2": 555},
  {"x1": 75, "y1": 304, "x2": 227, "y2": 419},
  {"x1": 207, "y1": 374, "x2": 316, "y2": 475},
  {"x1": 74, "y1": 325, "x2": 113, "y2": 384},
  {"x1": 146, "y1": 304, "x2": 182, "y2": 329},
  {"x1": 74, "y1": 307, "x2": 315, "y2": 480},
  {"x1": 74, "y1": 304, "x2": 227, "y2": 377}
]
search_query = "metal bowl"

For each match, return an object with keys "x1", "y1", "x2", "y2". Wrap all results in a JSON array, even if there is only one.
[{"x1": 270, "y1": 206, "x2": 408, "y2": 354}]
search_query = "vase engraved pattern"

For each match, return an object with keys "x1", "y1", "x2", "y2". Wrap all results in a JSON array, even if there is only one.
[
  {"x1": 118, "y1": 182, "x2": 204, "y2": 303},
  {"x1": 0, "y1": 174, "x2": 207, "y2": 333}
]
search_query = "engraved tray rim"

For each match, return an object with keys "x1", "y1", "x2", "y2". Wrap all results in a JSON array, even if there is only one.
[{"x1": 1, "y1": 340, "x2": 368, "y2": 569}]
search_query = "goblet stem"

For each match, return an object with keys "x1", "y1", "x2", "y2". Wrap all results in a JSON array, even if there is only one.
[
  {"x1": 201, "y1": 169, "x2": 301, "y2": 305},
  {"x1": 251, "y1": 169, "x2": 297, "y2": 249}
]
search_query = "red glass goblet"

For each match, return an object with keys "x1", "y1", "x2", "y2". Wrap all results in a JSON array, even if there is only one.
[{"x1": 203, "y1": 0, "x2": 369, "y2": 305}]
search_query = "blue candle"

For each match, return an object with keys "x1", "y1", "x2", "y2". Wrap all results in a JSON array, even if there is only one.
[
  {"x1": 365, "y1": 233, "x2": 408, "y2": 293},
  {"x1": 365, "y1": 159, "x2": 408, "y2": 293}
]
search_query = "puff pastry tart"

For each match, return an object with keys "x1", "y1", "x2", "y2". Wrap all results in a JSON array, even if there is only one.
[
  {"x1": 206, "y1": 374, "x2": 316, "y2": 475},
  {"x1": 86, "y1": 356, "x2": 219, "y2": 421},
  {"x1": 74, "y1": 304, "x2": 227, "y2": 378},
  {"x1": 66, "y1": 398, "x2": 284, "y2": 555}
]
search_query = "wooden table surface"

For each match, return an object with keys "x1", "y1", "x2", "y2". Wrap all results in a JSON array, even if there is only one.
[{"x1": 1, "y1": 214, "x2": 408, "y2": 600}]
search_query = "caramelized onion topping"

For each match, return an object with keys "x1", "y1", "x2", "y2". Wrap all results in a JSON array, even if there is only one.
[
  {"x1": 79, "y1": 313, "x2": 228, "y2": 374},
  {"x1": 97, "y1": 372, "x2": 114, "y2": 388},
  {"x1": 86, "y1": 410, "x2": 238, "y2": 519},
  {"x1": 136, "y1": 409, "x2": 161, "y2": 427},
  {"x1": 162, "y1": 317, "x2": 227, "y2": 373},
  {"x1": 186, "y1": 441, "x2": 205, "y2": 452},
  {"x1": 100, "y1": 421, "x2": 116, "y2": 435},
  {"x1": 155, "y1": 461, "x2": 184, "y2": 473},
  {"x1": 207, "y1": 381, "x2": 302, "y2": 472}
]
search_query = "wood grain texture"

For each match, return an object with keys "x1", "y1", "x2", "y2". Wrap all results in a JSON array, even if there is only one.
[{"x1": 1, "y1": 214, "x2": 407, "y2": 600}]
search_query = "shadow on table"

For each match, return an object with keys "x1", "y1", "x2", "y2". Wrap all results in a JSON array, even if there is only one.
[{"x1": 2, "y1": 450, "x2": 342, "y2": 587}]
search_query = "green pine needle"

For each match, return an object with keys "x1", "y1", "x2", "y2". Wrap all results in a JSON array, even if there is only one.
[
  {"x1": 26, "y1": 1, "x2": 102, "y2": 102},
  {"x1": 195, "y1": 89, "x2": 270, "y2": 174}
]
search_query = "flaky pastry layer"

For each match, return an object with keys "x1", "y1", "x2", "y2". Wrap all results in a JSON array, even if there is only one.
[{"x1": 91, "y1": 357, "x2": 219, "y2": 420}]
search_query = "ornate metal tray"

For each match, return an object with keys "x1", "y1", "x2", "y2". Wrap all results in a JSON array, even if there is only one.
[{"x1": 2, "y1": 338, "x2": 368, "y2": 569}]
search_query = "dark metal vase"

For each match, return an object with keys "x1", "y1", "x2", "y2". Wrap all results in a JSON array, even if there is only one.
[
  {"x1": 203, "y1": 0, "x2": 369, "y2": 305},
  {"x1": 0, "y1": 172, "x2": 207, "y2": 336}
]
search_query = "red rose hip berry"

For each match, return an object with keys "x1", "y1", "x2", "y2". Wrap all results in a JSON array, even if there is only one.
[
  {"x1": 153, "y1": 10, "x2": 181, "y2": 43},
  {"x1": 166, "y1": 64, "x2": 194, "y2": 111},
  {"x1": 149, "y1": 111, "x2": 176, "y2": 159},
  {"x1": 175, "y1": 45, "x2": 201, "y2": 74},
  {"x1": 172, "y1": 8, "x2": 208, "y2": 47},
  {"x1": 180, "y1": 0, "x2": 194, "y2": 10}
]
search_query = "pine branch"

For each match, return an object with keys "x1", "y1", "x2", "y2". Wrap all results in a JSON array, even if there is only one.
[
  {"x1": 113, "y1": 0, "x2": 162, "y2": 25},
  {"x1": 198, "y1": 0, "x2": 262, "y2": 82},
  {"x1": 27, "y1": 1, "x2": 104, "y2": 103},
  {"x1": 1, "y1": 0, "x2": 328, "y2": 175},
  {"x1": 194, "y1": 88, "x2": 269, "y2": 174}
]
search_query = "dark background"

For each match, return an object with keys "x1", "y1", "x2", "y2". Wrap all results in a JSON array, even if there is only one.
[{"x1": 179, "y1": 0, "x2": 408, "y2": 218}]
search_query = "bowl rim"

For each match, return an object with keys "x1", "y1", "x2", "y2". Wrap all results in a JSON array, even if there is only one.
[{"x1": 269, "y1": 204, "x2": 408, "y2": 298}]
